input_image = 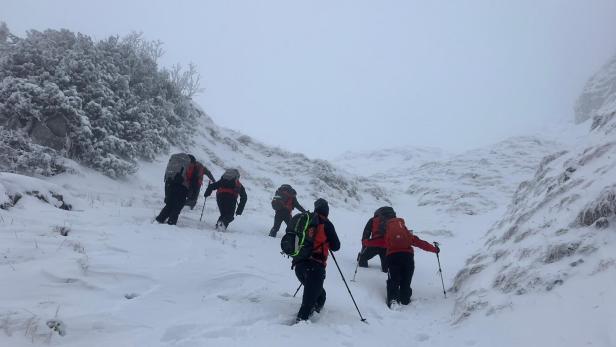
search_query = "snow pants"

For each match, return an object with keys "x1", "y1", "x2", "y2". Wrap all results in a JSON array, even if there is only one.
[
  {"x1": 216, "y1": 193, "x2": 237, "y2": 228},
  {"x1": 269, "y1": 208, "x2": 291, "y2": 236},
  {"x1": 156, "y1": 182, "x2": 188, "y2": 225},
  {"x1": 386, "y1": 252, "x2": 415, "y2": 306},
  {"x1": 358, "y1": 246, "x2": 388, "y2": 272},
  {"x1": 294, "y1": 260, "x2": 326, "y2": 321}
]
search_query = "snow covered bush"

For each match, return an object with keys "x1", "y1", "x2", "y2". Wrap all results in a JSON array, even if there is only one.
[{"x1": 0, "y1": 26, "x2": 201, "y2": 177}]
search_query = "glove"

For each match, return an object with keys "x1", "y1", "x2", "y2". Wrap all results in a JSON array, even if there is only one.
[
  {"x1": 435, "y1": 245, "x2": 440, "y2": 254},
  {"x1": 236, "y1": 210, "x2": 242, "y2": 216}
]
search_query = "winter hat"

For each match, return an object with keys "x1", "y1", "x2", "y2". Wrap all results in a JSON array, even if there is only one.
[
  {"x1": 188, "y1": 154, "x2": 196, "y2": 163},
  {"x1": 314, "y1": 198, "x2": 329, "y2": 217}
]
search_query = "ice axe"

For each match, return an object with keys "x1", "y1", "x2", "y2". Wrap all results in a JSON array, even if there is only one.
[{"x1": 199, "y1": 197, "x2": 207, "y2": 222}]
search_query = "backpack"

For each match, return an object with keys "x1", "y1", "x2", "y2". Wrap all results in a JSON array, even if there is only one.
[
  {"x1": 222, "y1": 168, "x2": 240, "y2": 181},
  {"x1": 281, "y1": 212, "x2": 315, "y2": 260},
  {"x1": 272, "y1": 184, "x2": 296, "y2": 211},
  {"x1": 385, "y1": 218, "x2": 414, "y2": 251},
  {"x1": 372, "y1": 206, "x2": 396, "y2": 238},
  {"x1": 164, "y1": 153, "x2": 192, "y2": 187}
]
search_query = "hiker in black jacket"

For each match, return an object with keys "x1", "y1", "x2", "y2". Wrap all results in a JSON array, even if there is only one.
[
  {"x1": 269, "y1": 184, "x2": 306, "y2": 237},
  {"x1": 293, "y1": 198, "x2": 340, "y2": 322},
  {"x1": 203, "y1": 169, "x2": 247, "y2": 231}
]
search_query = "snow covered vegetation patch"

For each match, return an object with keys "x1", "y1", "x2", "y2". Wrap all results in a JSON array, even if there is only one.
[
  {"x1": 0, "y1": 26, "x2": 201, "y2": 177},
  {"x1": 0, "y1": 172, "x2": 73, "y2": 210},
  {"x1": 452, "y1": 78, "x2": 616, "y2": 323}
]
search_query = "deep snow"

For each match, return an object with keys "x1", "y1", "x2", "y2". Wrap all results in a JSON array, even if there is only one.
[{"x1": 3, "y1": 123, "x2": 612, "y2": 347}]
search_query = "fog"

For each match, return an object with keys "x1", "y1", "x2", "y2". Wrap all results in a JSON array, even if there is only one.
[{"x1": 3, "y1": 0, "x2": 616, "y2": 157}]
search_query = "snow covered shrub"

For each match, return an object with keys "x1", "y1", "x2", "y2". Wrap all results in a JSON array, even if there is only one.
[
  {"x1": 0, "y1": 129, "x2": 66, "y2": 176},
  {"x1": 577, "y1": 185, "x2": 616, "y2": 227},
  {"x1": 0, "y1": 27, "x2": 202, "y2": 177}
]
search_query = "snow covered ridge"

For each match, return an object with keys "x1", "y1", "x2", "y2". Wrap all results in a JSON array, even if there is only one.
[
  {"x1": 402, "y1": 136, "x2": 562, "y2": 216},
  {"x1": 188, "y1": 111, "x2": 390, "y2": 208},
  {"x1": 334, "y1": 146, "x2": 445, "y2": 177},
  {"x1": 451, "y1": 114, "x2": 616, "y2": 323},
  {"x1": 335, "y1": 137, "x2": 562, "y2": 217},
  {"x1": 575, "y1": 53, "x2": 616, "y2": 124},
  {"x1": 0, "y1": 172, "x2": 73, "y2": 210}
]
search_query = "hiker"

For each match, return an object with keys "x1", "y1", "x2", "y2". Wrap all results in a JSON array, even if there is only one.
[
  {"x1": 358, "y1": 206, "x2": 396, "y2": 272},
  {"x1": 203, "y1": 168, "x2": 247, "y2": 231},
  {"x1": 185, "y1": 160, "x2": 216, "y2": 209},
  {"x1": 293, "y1": 198, "x2": 340, "y2": 322},
  {"x1": 156, "y1": 154, "x2": 210, "y2": 225},
  {"x1": 269, "y1": 184, "x2": 306, "y2": 237},
  {"x1": 383, "y1": 216, "x2": 439, "y2": 308}
]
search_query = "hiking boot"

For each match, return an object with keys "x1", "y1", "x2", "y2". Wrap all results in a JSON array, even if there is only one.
[
  {"x1": 268, "y1": 229, "x2": 277, "y2": 237},
  {"x1": 358, "y1": 261, "x2": 368, "y2": 268}
]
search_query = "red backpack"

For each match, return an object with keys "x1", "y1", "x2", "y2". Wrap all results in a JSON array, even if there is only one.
[{"x1": 385, "y1": 218, "x2": 414, "y2": 253}]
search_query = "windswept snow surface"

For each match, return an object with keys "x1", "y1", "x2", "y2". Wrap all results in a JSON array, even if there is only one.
[
  {"x1": 0, "y1": 162, "x2": 465, "y2": 347},
  {"x1": 1, "y1": 112, "x2": 613, "y2": 346}
]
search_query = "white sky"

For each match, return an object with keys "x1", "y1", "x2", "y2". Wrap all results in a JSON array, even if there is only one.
[{"x1": 3, "y1": 0, "x2": 616, "y2": 158}]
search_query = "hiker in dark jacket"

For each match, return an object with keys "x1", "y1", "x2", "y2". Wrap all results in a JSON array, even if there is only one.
[
  {"x1": 157, "y1": 154, "x2": 207, "y2": 225},
  {"x1": 203, "y1": 169, "x2": 247, "y2": 231},
  {"x1": 358, "y1": 206, "x2": 396, "y2": 272},
  {"x1": 383, "y1": 217, "x2": 439, "y2": 308},
  {"x1": 293, "y1": 198, "x2": 340, "y2": 322},
  {"x1": 269, "y1": 184, "x2": 306, "y2": 237}
]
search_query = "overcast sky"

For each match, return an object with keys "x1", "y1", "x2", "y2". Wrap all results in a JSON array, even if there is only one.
[{"x1": 3, "y1": 0, "x2": 616, "y2": 158}]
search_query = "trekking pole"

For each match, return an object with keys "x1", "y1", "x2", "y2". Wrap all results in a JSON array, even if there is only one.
[
  {"x1": 293, "y1": 283, "x2": 303, "y2": 298},
  {"x1": 329, "y1": 251, "x2": 367, "y2": 323},
  {"x1": 351, "y1": 247, "x2": 366, "y2": 282},
  {"x1": 434, "y1": 242, "x2": 447, "y2": 298},
  {"x1": 199, "y1": 197, "x2": 206, "y2": 222}
]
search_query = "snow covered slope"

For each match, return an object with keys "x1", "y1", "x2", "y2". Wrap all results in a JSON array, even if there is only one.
[
  {"x1": 575, "y1": 53, "x2": 616, "y2": 124},
  {"x1": 339, "y1": 137, "x2": 563, "y2": 218},
  {"x1": 185, "y1": 110, "x2": 389, "y2": 211},
  {"x1": 334, "y1": 146, "x2": 445, "y2": 177},
  {"x1": 451, "y1": 74, "x2": 616, "y2": 344}
]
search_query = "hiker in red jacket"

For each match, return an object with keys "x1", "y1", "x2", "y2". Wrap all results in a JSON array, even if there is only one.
[
  {"x1": 358, "y1": 206, "x2": 396, "y2": 272},
  {"x1": 293, "y1": 198, "x2": 340, "y2": 322},
  {"x1": 383, "y1": 217, "x2": 439, "y2": 308},
  {"x1": 204, "y1": 168, "x2": 247, "y2": 231}
]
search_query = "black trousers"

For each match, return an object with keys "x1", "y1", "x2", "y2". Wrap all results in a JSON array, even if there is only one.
[
  {"x1": 294, "y1": 260, "x2": 326, "y2": 320},
  {"x1": 386, "y1": 252, "x2": 415, "y2": 306},
  {"x1": 156, "y1": 182, "x2": 188, "y2": 225},
  {"x1": 269, "y1": 209, "x2": 291, "y2": 236},
  {"x1": 216, "y1": 194, "x2": 237, "y2": 227},
  {"x1": 358, "y1": 246, "x2": 388, "y2": 272}
]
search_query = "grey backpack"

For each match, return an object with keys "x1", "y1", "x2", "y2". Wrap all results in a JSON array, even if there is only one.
[
  {"x1": 222, "y1": 168, "x2": 240, "y2": 181},
  {"x1": 164, "y1": 153, "x2": 192, "y2": 187}
]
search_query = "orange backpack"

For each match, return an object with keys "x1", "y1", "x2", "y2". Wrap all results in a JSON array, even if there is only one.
[{"x1": 385, "y1": 218, "x2": 413, "y2": 251}]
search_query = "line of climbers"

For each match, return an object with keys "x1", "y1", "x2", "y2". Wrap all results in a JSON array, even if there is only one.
[
  {"x1": 156, "y1": 153, "x2": 441, "y2": 322},
  {"x1": 156, "y1": 153, "x2": 246, "y2": 231},
  {"x1": 278, "y1": 188, "x2": 440, "y2": 320}
]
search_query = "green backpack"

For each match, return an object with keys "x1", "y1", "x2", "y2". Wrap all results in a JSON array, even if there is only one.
[{"x1": 280, "y1": 212, "x2": 315, "y2": 260}]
